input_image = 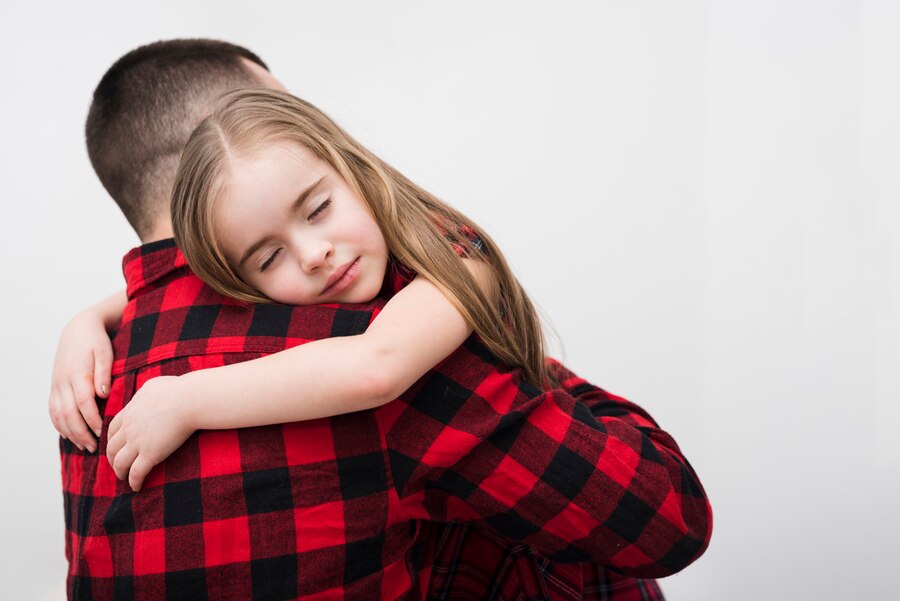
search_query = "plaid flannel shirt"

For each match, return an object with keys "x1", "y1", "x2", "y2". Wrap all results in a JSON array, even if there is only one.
[
  {"x1": 61, "y1": 239, "x2": 711, "y2": 599},
  {"x1": 423, "y1": 521, "x2": 665, "y2": 601},
  {"x1": 390, "y1": 255, "x2": 668, "y2": 601}
]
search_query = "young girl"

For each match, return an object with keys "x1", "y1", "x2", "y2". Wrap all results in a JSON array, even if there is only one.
[{"x1": 59, "y1": 89, "x2": 557, "y2": 492}]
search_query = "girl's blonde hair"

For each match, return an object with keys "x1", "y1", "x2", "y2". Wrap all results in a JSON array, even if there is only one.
[{"x1": 172, "y1": 89, "x2": 553, "y2": 388}]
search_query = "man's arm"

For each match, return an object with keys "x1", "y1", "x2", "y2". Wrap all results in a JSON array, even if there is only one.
[{"x1": 381, "y1": 346, "x2": 712, "y2": 579}]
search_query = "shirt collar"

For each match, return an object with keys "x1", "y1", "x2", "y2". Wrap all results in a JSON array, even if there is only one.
[{"x1": 121, "y1": 238, "x2": 190, "y2": 300}]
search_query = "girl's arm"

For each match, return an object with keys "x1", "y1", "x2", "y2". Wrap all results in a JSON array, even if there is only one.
[
  {"x1": 107, "y1": 260, "x2": 497, "y2": 491},
  {"x1": 49, "y1": 288, "x2": 127, "y2": 452}
]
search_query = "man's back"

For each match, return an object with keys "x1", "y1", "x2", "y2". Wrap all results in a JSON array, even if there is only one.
[
  {"x1": 64, "y1": 240, "x2": 411, "y2": 599},
  {"x1": 62, "y1": 239, "x2": 711, "y2": 599}
]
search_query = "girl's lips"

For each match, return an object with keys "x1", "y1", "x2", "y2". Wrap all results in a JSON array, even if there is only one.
[{"x1": 321, "y1": 258, "x2": 360, "y2": 297}]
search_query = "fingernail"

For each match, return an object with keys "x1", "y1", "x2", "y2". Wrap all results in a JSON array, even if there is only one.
[
  {"x1": 94, "y1": 427, "x2": 102, "y2": 437},
  {"x1": 100, "y1": 384, "x2": 108, "y2": 396},
  {"x1": 87, "y1": 444, "x2": 96, "y2": 454}
]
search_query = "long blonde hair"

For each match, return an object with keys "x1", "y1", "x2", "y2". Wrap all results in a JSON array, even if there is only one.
[{"x1": 171, "y1": 89, "x2": 553, "y2": 388}]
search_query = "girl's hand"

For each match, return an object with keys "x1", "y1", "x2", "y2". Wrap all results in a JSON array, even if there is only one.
[
  {"x1": 49, "y1": 310, "x2": 113, "y2": 453},
  {"x1": 106, "y1": 376, "x2": 197, "y2": 492}
]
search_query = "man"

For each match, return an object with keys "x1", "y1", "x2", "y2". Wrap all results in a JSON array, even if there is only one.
[{"x1": 58, "y1": 39, "x2": 709, "y2": 599}]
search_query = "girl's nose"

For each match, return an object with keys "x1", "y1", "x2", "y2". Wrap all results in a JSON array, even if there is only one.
[{"x1": 297, "y1": 238, "x2": 333, "y2": 273}]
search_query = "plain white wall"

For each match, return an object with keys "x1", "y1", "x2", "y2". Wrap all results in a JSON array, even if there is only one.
[{"x1": 1, "y1": 1, "x2": 896, "y2": 599}]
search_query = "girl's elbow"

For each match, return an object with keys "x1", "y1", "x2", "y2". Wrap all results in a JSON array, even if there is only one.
[{"x1": 358, "y1": 360, "x2": 405, "y2": 407}]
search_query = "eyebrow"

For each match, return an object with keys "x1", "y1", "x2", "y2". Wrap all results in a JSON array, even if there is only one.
[{"x1": 237, "y1": 176, "x2": 326, "y2": 267}]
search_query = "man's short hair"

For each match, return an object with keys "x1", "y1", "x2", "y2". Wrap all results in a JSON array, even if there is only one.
[{"x1": 86, "y1": 39, "x2": 270, "y2": 239}]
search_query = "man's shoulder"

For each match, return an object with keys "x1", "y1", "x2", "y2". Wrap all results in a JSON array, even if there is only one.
[{"x1": 113, "y1": 267, "x2": 383, "y2": 375}]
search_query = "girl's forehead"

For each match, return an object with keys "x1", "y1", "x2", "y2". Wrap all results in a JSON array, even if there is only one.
[
  {"x1": 215, "y1": 141, "x2": 330, "y2": 227},
  {"x1": 227, "y1": 139, "x2": 326, "y2": 177}
]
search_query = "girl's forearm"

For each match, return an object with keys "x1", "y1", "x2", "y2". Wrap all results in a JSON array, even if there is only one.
[
  {"x1": 178, "y1": 275, "x2": 475, "y2": 432},
  {"x1": 179, "y1": 334, "x2": 400, "y2": 430},
  {"x1": 89, "y1": 288, "x2": 128, "y2": 332}
]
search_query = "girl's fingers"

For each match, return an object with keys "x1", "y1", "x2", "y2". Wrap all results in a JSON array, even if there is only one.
[
  {"x1": 48, "y1": 387, "x2": 65, "y2": 439},
  {"x1": 111, "y1": 442, "x2": 139, "y2": 482},
  {"x1": 65, "y1": 382, "x2": 97, "y2": 453},
  {"x1": 73, "y1": 373, "x2": 103, "y2": 438},
  {"x1": 106, "y1": 425, "x2": 125, "y2": 466},
  {"x1": 129, "y1": 455, "x2": 155, "y2": 492},
  {"x1": 58, "y1": 385, "x2": 87, "y2": 452},
  {"x1": 108, "y1": 413, "x2": 121, "y2": 440},
  {"x1": 94, "y1": 348, "x2": 112, "y2": 400}
]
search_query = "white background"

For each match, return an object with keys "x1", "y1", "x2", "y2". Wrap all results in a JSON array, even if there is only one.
[{"x1": 1, "y1": 1, "x2": 897, "y2": 599}]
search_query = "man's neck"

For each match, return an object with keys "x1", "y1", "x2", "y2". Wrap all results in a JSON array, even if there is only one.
[{"x1": 141, "y1": 221, "x2": 175, "y2": 245}]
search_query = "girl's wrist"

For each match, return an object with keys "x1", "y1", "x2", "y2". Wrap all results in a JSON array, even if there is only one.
[
  {"x1": 68, "y1": 307, "x2": 105, "y2": 335},
  {"x1": 77, "y1": 304, "x2": 116, "y2": 334},
  {"x1": 176, "y1": 371, "x2": 208, "y2": 431}
]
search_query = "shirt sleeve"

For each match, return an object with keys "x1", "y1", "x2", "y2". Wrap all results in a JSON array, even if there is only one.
[{"x1": 380, "y1": 346, "x2": 712, "y2": 579}]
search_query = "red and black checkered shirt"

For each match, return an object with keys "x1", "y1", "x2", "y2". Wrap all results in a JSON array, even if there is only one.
[
  {"x1": 390, "y1": 255, "x2": 669, "y2": 601},
  {"x1": 61, "y1": 239, "x2": 711, "y2": 599},
  {"x1": 422, "y1": 521, "x2": 666, "y2": 600}
]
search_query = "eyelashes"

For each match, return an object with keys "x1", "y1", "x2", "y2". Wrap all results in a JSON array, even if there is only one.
[
  {"x1": 259, "y1": 248, "x2": 280, "y2": 273},
  {"x1": 257, "y1": 198, "x2": 332, "y2": 273},
  {"x1": 308, "y1": 198, "x2": 331, "y2": 220}
]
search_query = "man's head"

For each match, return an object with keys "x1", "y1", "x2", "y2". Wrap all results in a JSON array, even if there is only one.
[{"x1": 85, "y1": 39, "x2": 285, "y2": 242}]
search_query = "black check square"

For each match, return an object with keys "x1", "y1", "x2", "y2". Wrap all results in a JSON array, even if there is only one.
[
  {"x1": 489, "y1": 411, "x2": 526, "y2": 453},
  {"x1": 69, "y1": 577, "x2": 93, "y2": 599},
  {"x1": 344, "y1": 534, "x2": 385, "y2": 584},
  {"x1": 247, "y1": 304, "x2": 293, "y2": 337},
  {"x1": 542, "y1": 445, "x2": 595, "y2": 500},
  {"x1": 549, "y1": 542, "x2": 593, "y2": 563},
  {"x1": 165, "y1": 567, "x2": 209, "y2": 600},
  {"x1": 113, "y1": 576, "x2": 134, "y2": 600},
  {"x1": 603, "y1": 489, "x2": 656, "y2": 542},
  {"x1": 431, "y1": 468, "x2": 478, "y2": 500},
  {"x1": 128, "y1": 313, "x2": 159, "y2": 357},
  {"x1": 659, "y1": 535, "x2": 705, "y2": 573},
  {"x1": 331, "y1": 308, "x2": 372, "y2": 337},
  {"x1": 243, "y1": 467, "x2": 294, "y2": 515},
  {"x1": 462, "y1": 337, "x2": 498, "y2": 364},
  {"x1": 104, "y1": 493, "x2": 135, "y2": 534},
  {"x1": 337, "y1": 452, "x2": 388, "y2": 500},
  {"x1": 572, "y1": 400, "x2": 604, "y2": 432},
  {"x1": 410, "y1": 373, "x2": 471, "y2": 425},
  {"x1": 486, "y1": 509, "x2": 542, "y2": 540},
  {"x1": 74, "y1": 494, "x2": 94, "y2": 537},
  {"x1": 179, "y1": 305, "x2": 221, "y2": 340},
  {"x1": 388, "y1": 450, "x2": 419, "y2": 493},
  {"x1": 164, "y1": 479, "x2": 203, "y2": 527},
  {"x1": 251, "y1": 554, "x2": 298, "y2": 601},
  {"x1": 640, "y1": 435, "x2": 664, "y2": 464}
]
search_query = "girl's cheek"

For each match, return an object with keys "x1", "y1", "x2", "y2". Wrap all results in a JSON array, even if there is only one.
[{"x1": 272, "y1": 279, "x2": 298, "y2": 304}]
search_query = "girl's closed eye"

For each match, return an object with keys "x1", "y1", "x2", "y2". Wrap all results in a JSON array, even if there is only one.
[
  {"x1": 308, "y1": 198, "x2": 331, "y2": 220},
  {"x1": 259, "y1": 248, "x2": 280, "y2": 273},
  {"x1": 257, "y1": 199, "x2": 330, "y2": 274}
]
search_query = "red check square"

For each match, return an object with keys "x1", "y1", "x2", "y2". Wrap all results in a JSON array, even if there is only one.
[
  {"x1": 133, "y1": 528, "x2": 166, "y2": 575},
  {"x1": 480, "y1": 455, "x2": 539, "y2": 507},
  {"x1": 295, "y1": 502, "x2": 346, "y2": 552},
  {"x1": 204, "y1": 516, "x2": 250, "y2": 566},
  {"x1": 199, "y1": 430, "x2": 242, "y2": 477},
  {"x1": 84, "y1": 535, "x2": 113, "y2": 578},
  {"x1": 283, "y1": 421, "x2": 337, "y2": 465}
]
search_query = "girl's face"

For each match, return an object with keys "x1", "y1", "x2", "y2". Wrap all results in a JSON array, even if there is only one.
[{"x1": 213, "y1": 140, "x2": 389, "y2": 305}]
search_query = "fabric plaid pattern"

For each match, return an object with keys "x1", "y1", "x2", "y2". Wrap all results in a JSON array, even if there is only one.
[
  {"x1": 61, "y1": 238, "x2": 711, "y2": 600},
  {"x1": 423, "y1": 521, "x2": 665, "y2": 601},
  {"x1": 396, "y1": 239, "x2": 664, "y2": 601}
]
